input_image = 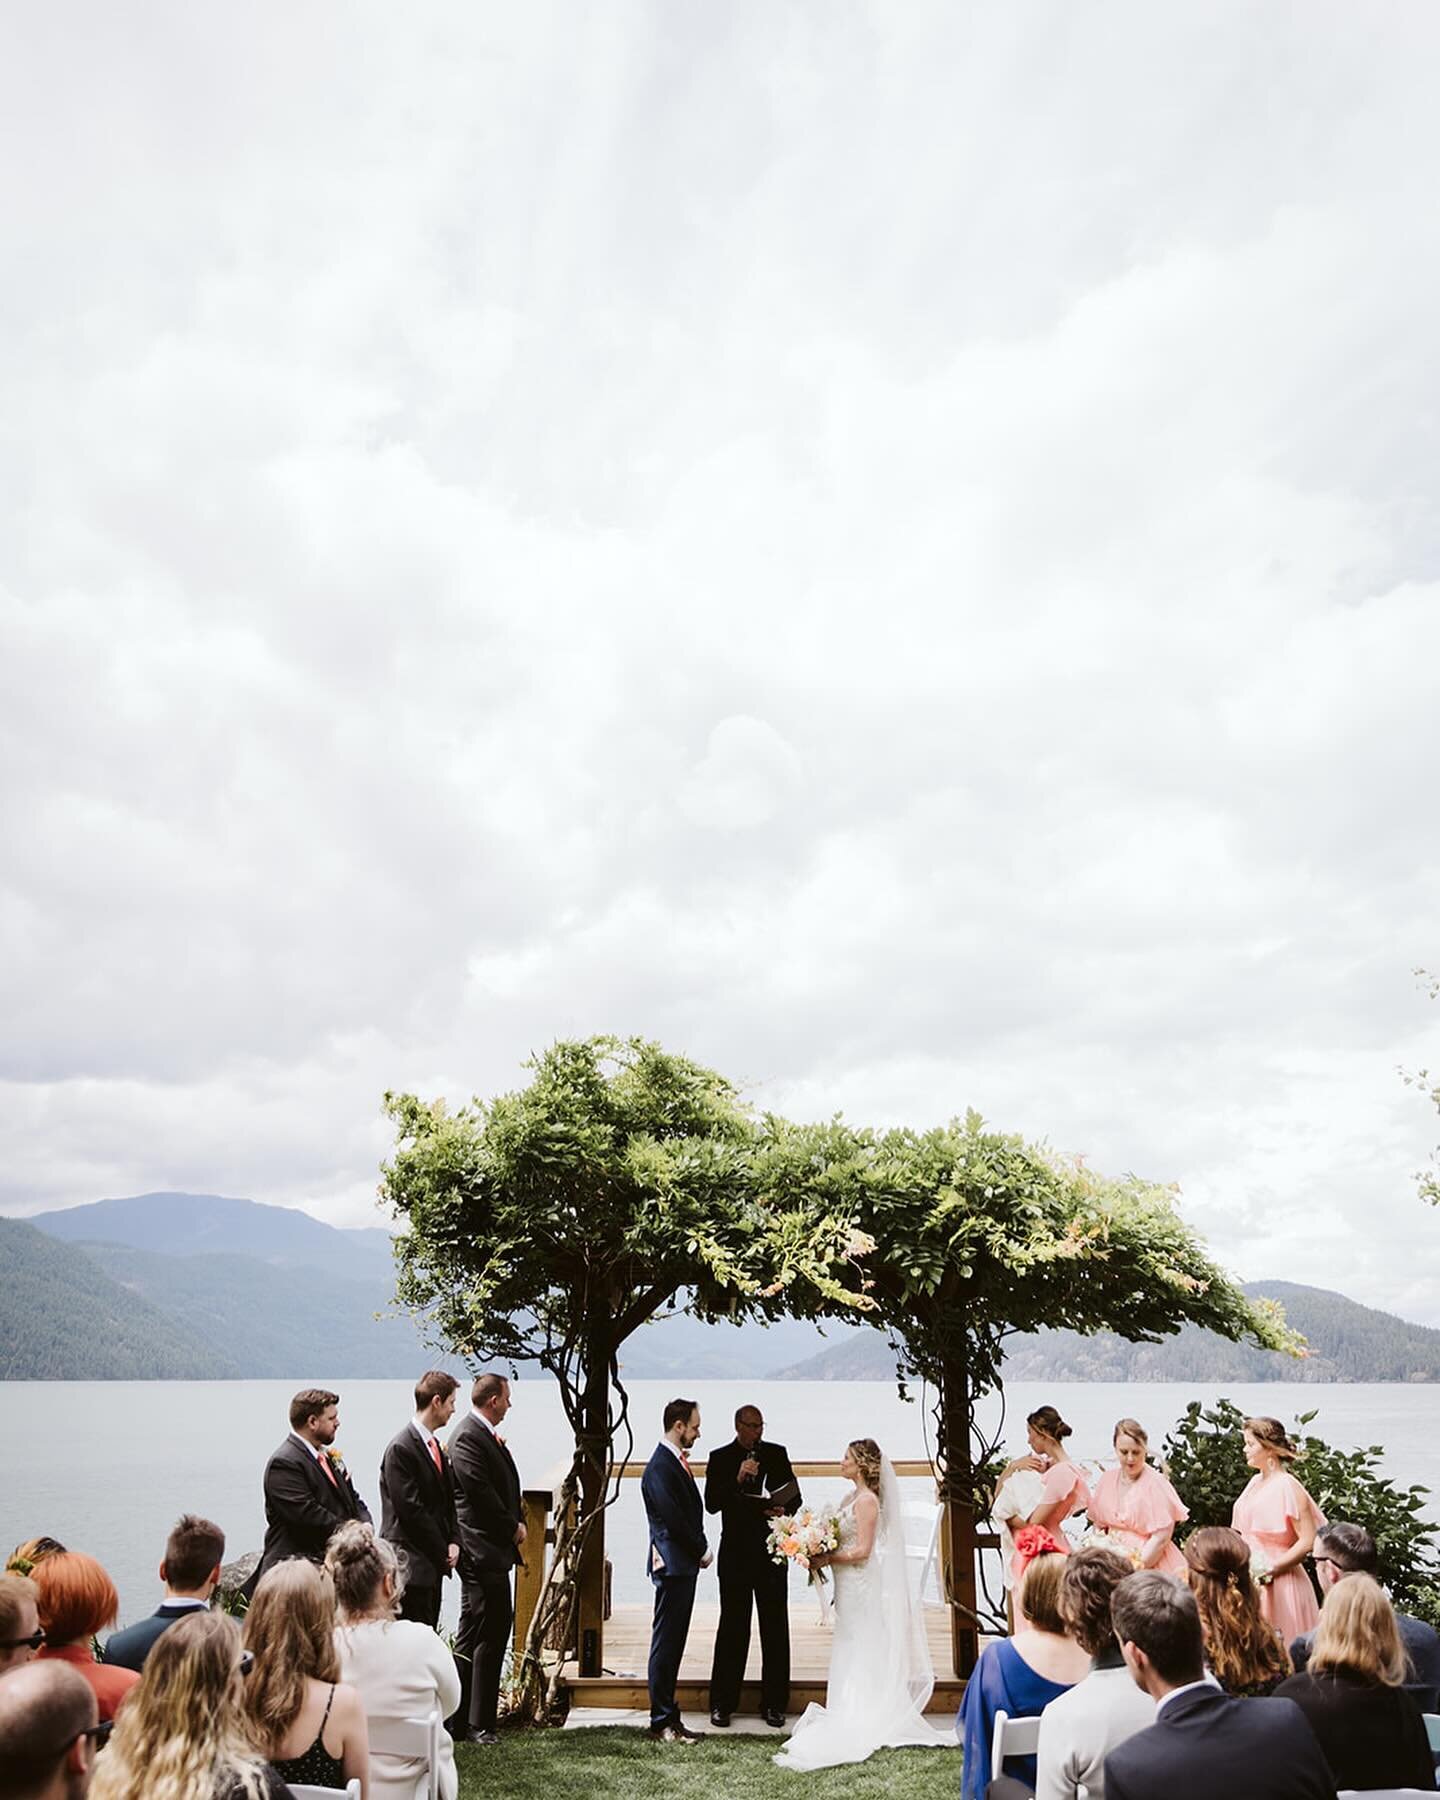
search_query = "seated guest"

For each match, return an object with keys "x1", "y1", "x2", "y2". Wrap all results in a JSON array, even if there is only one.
[
  {"x1": 32, "y1": 1553, "x2": 140, "y2": 1723},
  {"x1": 328, "y1": 1522, "x2": 461, "y2": 1800},
  {"x1": 1291, "y1": 1520, "x2": 1440, "y2": 1713},
  {"x1": 0, "y1": 1659, "x2": 99, "y2": 1800},
  {"x1": 1275, "y1": 1573, "x2": 1436, "y2": 1793},
  {"x1": 102, "y1": 1514, "x2": 226, "y2": 1673},
  {"x1": 959, "y1": 1545, "x2": 1092, "y2": 1798},
  {"x1": 1104, "y1": 1571, "x2": 1334, "y2": 1800},
  {"x1": 5, "y1": 1540, "x2": 67, "y2": 1578},
  {"x1": 89, "y1": 1610, "x2": 295, "y2": 1800},
  {"x1": 1182, "y1": 1526, "x2": 1291, "y2": 1696},
  {"x1": 1029, "y1": 1547, "x2": 1157, "y2": 1800},
  {"x1": 1, "y1": 1573, "x2": 44, "y2": 1678},
  {"x1": 240, "y1": 1559, "x2": 368, "y2": 1796}
]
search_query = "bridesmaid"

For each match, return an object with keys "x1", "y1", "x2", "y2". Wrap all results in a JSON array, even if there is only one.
[
  {"x1": 994, "y1": 1404, "x2": 1091, "y2": 1582},
  {"x1": 1230, "y1": 1416, "x2": 1323, "y2": 1638},
  {"x1": 1088, "y1": 1418, "x2": 1189, "y2": 1576}
]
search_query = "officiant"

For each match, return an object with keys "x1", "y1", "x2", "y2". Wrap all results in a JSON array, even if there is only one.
[{"x1": 706, "y1": 1404, "x2": 801, "y2": 1729}]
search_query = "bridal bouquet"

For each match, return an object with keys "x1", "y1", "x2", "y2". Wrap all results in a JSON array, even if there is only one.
[
  {"x1": 1079, "y1": 1527, "x2": 1142, "y2": 1569},
  {"x1": 767, "y1": 1507, "x2": 843, "y2": 1586},
  {"x1": 1249, "y1": 1548, "x2": 1274, "y2": 1587}
]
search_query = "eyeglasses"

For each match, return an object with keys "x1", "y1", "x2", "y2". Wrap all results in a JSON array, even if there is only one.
[
  {"x1": 0, "y1": 1628, "x2": 46, "y2": 1650},
  {"x1": 1311, "y1": 1555, "x2": 1337, "y2": 1569},
  {"x1": 58, "y1": 1719, "x2": 114, "y2": 1756}
]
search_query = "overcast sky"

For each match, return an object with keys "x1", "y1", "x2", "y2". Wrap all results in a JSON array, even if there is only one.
[{"x1": 4, "y1": 4, "x2": 1439, "y2": 1324}]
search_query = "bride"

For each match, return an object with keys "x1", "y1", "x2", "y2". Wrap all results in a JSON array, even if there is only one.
[{"x1": 774, "y1": 1437, "x2": 956, "y2": 1771}]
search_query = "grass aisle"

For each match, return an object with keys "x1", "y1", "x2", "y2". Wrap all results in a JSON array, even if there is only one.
[{"x1": 456, "y1": 1726, "x2": 962, "y2": 1798}]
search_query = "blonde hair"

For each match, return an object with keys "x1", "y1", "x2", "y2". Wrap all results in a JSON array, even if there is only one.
[
  {"x1": 1310, "y1": 1574, "x2": 1409, "y2": 1686},
  {"x1": 1113, "y1": 1418, "x2": 1148, "y2": 1448},
  {"x1": 89, "y1": 1611, "x2": 269, "y2": 1800},
  {"x1": 240, "y1": 1559, "x2": 340, "y2": 1753},
  {"x1": 847, "y1": 1439, "x2": 884, "y2": 1495},
  {"x1": 1017, "y1": 1552, "x2": 1068, "y2": 1635},
  {"x1": 325, "y1": 1521, "x2": 404, "y2": 1621}
]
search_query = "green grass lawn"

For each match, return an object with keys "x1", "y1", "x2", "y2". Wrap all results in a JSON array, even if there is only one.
[{"x1": 455, "y1": 1725, "x2": 961, "y2": 1799}]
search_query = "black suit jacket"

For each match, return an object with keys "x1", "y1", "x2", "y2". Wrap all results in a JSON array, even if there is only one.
[
  {"x1": 380, "y1": 1423, "x2": 459, "y2": 1591},
  {"x1": 704, "y1": 1439, "x2": 801, "y2": 1557},
  {"x1": 449, "y1": 1414, "x2": 522, "y2": 1577},
  {"x1": 1104, "y1": 1684, "x2": 1336, "y2": 1800},
  {"x1": 1274, "y1": 1669, "x2": 1436, "y2": 1793},
  {"x1": 257, "y1": 1436, "x2": 369, "y2": 1577}
]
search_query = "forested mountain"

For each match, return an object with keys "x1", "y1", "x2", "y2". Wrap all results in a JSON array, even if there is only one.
[
  {"x1": 0, "y1": 1218, "x2": 235, "y2": 1379},
  {"x1": 775, "y1": 1281, "x2": 1440, "y2": 1383}
]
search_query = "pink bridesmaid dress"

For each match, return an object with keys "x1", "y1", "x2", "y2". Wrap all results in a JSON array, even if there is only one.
[
  {"x1": 1231, "y1": 1471, "x2": 1323, "y2": 1637},
  {"x1": 1006, "y1": 1459, "x2": 1092, "y2": 1582},
  {"x1": 1088, "y1": 1465, "x2": 1189, "y2": 1577}
]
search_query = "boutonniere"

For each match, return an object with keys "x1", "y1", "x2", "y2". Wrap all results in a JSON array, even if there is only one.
[{"x1": 325, "y1": 1448, "x2": 349, "y2": 1474}]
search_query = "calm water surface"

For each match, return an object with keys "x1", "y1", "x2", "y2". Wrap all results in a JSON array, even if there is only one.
[{"x1": 3, "y1": 1378, "x2": 1435, "y2": 1630}]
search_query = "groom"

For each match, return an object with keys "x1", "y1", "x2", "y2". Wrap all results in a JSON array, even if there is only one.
[{"x1": 641, "y1": 1397, "x2": 711, "y2": 1743}]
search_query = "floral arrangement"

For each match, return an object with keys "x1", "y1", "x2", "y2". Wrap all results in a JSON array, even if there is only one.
[
  {"x1": 1079, "y1": 1526, "x2": 1142, "y2": 1568},
  {"x1": 1249, "y1": 1547, "x2": 1273, "y2": 1587},
  {"x1": 767, "y1": 1507, "x2": 842, "y2": 1585}
]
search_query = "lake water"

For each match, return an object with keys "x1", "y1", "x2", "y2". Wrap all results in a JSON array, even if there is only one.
[{"x1": 3, "y1": 1378, "x2": 1436, "y2": 1632}]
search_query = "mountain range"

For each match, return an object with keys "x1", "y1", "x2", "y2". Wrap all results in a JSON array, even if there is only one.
[{"x1": 3, "y1": 1192, "x2": 1438, "y2": 1383}]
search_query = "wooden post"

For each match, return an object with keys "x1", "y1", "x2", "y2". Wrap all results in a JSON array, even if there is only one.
[
  {"x1": 941, "y1": 1355, "x2": 979, "y2": 1677},
  {"x1": 574, "y1": 1345, "x2": 609, "y2": 1677},
  {"x1": 512, "y1": 1487, "x2": 552, "y2": 1660}
]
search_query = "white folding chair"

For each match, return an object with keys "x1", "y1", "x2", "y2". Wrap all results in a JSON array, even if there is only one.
[
  {"x1": 1337, "y1": 1791, "x2": 1435, "y2": 1797},
  {"x1": 1076, "y1": 1787, "x2": 1091, "y2": 1800},
  {"x1": 902, "y1": 1499, "x2": 943, "y2": 1606},
  {"x1": 289, "y1": 1785, "x2": 361, "y2": 1800},
  {"x1": 1424, "y1": 1711, "x2": 1440, "y2": 1751},
  {"x1": 990, "y1": 1708, "x2": 1042, "y2": 1782},
  {"x1": 367, "y1": 1709, "x2": 442, "y2": 1800}
]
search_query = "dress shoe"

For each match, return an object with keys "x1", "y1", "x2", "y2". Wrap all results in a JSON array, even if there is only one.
[
  {"x1": 709, "y1": 1709, "x2": 731, "y2": 1728},
  {"x1": 763, "y1": 1708, "x2": 786, "y2": 1729},
  {"x1": 648, "y1": 1723, "x2": 703, "y2": 1743},
  {"x1": 463, "y1": 1728, "x2": 499, "y2": 1746}
]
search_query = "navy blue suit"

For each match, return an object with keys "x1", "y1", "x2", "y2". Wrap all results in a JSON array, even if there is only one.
[
  {"x1": 1104, "y1": 1683, "x2": 1335, "y2": 1800},
  {"x1": 102, "y1": 1601, "x2": 210, "y2": 1672},
  {"x1": 641, "y1": 1442, "x2": 708, "y2": 1731}
]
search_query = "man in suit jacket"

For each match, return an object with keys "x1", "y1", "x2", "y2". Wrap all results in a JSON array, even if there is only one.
[
  {"x1": 449, "y1": 1372, "x2": 524, "y2": 1747},
  {"x1": 1103, "y1": 1572, "x2": 1334, "y2": 1800},
  {"x1": 255, "y1": 1388, "x2": 370, "y2": 1583},
  {"x1": 102, "y1": 1514, "x2": 225, "y2": 1672},
  {"x1": 706, "y1": 1403, "x2": 800, "y2": 1729},
  {"x1": 641, "y1": 1397, "x2": 711, "y2": 1744},
  {"x1": 380, "y1": 1370, "x2": 461, "y2": 1631}
]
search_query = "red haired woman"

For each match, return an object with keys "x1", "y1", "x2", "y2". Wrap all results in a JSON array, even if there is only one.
[{"x1": 33, "y1": 1551, "x2": 140, "y2": 1721}]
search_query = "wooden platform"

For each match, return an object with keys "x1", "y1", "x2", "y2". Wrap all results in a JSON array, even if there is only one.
[{"x1": 562, "y1": 1602, "x2": 965, "y2": 1713}]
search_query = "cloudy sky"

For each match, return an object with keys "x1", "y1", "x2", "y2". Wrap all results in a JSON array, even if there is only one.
[{"x1": 4, "y1": 4, "x2": 1439, "y2": 1322}]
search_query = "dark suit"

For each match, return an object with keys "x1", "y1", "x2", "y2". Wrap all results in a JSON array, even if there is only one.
[
  {"x1": 1104, "y1": 1683, "x2": 1336, "y2": 1800},
  {"x1": 1293, "y1": 1608, "x2": 1440, "y2": 1713},
  {"x1": 255, "y1": 1435, "x2": 369, "y2": 1581},
  {"x1": 380, "y1": 1422, "x2": 458, "y2": 1629},
  {"x1": 1274, "y1": 1669, "x2": 1437, "y2": 1793},
  {"x1": 449, "y1": 1413, "x2": 522, "y2": 1733},
  {"x1": 705, "y1": 1438, "x2": 799, "y2": 1717},
  {"x1": 641, "y1": 1443, "x2": 708, "y2": 1732},
  {"x1": 102, "y1": 1600, "x2": 210, "y2": 1672}
]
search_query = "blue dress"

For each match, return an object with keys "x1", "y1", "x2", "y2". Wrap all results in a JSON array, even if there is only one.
[{"x1": 958, "y1": 1637, "x2": 1074, "y2": 1798}]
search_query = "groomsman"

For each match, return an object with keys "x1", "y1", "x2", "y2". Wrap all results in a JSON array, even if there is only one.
[
  {"x1": 706, "y1": 1404, "x2": 800, "y2": 1728},
  {"x1": 450, "y1": 1373, "x2": 524, "y2": 1747},
  {"x1": 379, "y1": 1370, "x2": 460, "y2": 1630},
  {"x1": 641, "y1": 1397, "x2": 711, "y2": 1743},
  {"x1": 255, "y1": 1388, "x2": 369, "y2": 1583}
]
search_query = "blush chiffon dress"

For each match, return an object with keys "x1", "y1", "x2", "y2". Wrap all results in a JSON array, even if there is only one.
[{"x1": 1231, "y1": 1470, "x2": 1324, "y2": 1638}]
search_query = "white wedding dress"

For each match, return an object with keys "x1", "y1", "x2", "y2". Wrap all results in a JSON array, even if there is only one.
[{"x1": 774, "y1": 1458, "x2": 957, "y2": 1770}]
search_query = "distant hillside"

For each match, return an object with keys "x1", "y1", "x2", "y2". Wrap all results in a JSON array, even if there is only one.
[
  {"x1": 0, "y1": 1218, "x2": 236, "y2": 1379},
  {"x1": 80, "y1": 1243, "x2": 437, "y2": 1378},
  {"x1": 29, "y1": 1192, "x2": 394, "y2": 1281},
  {"x1": 775, "y1": 1282, "x2": 1440, "y2": 1383}
]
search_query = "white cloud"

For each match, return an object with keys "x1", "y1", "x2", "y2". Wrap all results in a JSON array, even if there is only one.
[{"x1": 3, "y1": 2, "x2": 1440, "y2": 1326}]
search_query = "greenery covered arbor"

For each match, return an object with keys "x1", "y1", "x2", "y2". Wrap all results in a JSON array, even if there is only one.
[{"x1": 381, "y1": 1036, "x2": 1294, "y2": 1712}]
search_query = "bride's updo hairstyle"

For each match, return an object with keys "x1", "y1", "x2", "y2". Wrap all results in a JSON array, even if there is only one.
[
  {"x1": 847, "y1": 1439, "x2": 884, "y2": 1495},
  {"x1": 1027, "y1": 1405, "x2": 1072, "y2": 1443},
  {"x1": 324, "y1": 1520, "x2": 404, "y2": 1621}
]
